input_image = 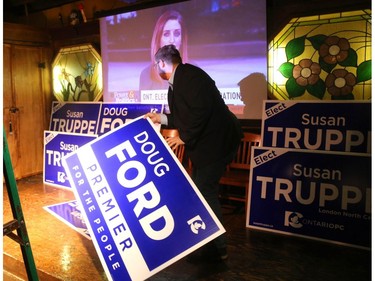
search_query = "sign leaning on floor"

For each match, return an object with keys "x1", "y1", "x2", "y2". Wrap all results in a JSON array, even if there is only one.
[
  {"x1": 43, "y1": 200, "x2": 91, "y2": 240},
  {"x1": 62, "y1": 117, "x2": 225, "y2": 281},
  {"x1": 246, "y1": 146, "x2": 371, "y2": 249}
]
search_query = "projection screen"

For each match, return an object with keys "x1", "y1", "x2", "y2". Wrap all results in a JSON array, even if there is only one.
[{"x1": 100, "y1": 0, "x2": 267, "y2": 119}]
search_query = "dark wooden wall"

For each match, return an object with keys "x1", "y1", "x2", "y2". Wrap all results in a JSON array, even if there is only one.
[{"x1": 4, "y1": 23, "x2": 53, "y2": 179}]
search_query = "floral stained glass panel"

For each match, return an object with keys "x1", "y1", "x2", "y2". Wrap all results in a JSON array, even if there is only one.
[
  {"x1": 268, "y1": 10, "x2": 371, "y2": 101},
  {"x1": 52, "y1": 44, "x2": 103, "y2": 102}
]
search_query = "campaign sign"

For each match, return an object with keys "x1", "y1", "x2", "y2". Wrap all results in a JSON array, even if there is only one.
[
  {"x1": 49, "y1": 101, "x2": 164, "y2": 136},
  {"x1": 44, "y1": 131, "x2": 97, "y2": 189},
  {"x1": 246, "y1": 147, "x2": 371, "y2": 249},
  {"x1": 62, "y1": 117, "x2": 225, "y2": 281},
  {"x1": 49, "y1": 101, "x2": 102, "y2": 134},
  {"x1": 97, "y1": 103, "x2": 164, "y2": 135},
  {"x1": 44, "y1": 200, "x2": 90, "y2": 239},
  {"x1": 261, "y1": 101, "x2": 371, "y2": 154}
]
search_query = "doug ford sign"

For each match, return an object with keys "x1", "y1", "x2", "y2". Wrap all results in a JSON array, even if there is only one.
[{"x1": 62, "y1": 117, "x2": 224, "y2": 281}]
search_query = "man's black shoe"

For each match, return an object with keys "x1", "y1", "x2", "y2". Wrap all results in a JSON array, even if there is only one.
[
  {"x1": 217, "y1": 247, "x2": 228, "y2": 261},
  {"x1": 186, "y1": 246, "x2": 228, "y2": 264}
]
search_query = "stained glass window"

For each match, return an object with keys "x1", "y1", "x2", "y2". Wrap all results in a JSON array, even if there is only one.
[
  {"x1": 52, "y1": 44, "x2": 103, "y2": 101},
  {"x1": 268, "y1": 10, "x2": 371, "y2": 100}
]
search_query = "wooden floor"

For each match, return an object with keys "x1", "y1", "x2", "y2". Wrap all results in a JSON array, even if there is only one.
[{"x1": 3, "y1": 174, "x2": 372, "y2": 281}]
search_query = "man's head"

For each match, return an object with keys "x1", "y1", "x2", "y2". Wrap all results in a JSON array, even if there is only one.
[
  {"x1": 154, "y1": 44, "x2": 182, "y2": 80},
  {"x1": 155, "y1": 44, "x2": 182, "y2": 65}
]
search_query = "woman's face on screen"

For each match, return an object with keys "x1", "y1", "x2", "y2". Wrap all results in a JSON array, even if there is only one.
[{"x1": 160, "y1": 19, "x2": 182, "y2": 50}]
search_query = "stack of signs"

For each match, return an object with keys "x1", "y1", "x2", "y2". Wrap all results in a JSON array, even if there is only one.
[
  {"x1": 247, "y1": 101, "x2": 371, "y2": 249},
  {"x1": 44, "y1": 102, "x2": 165, "y2": 242},
  {"x1": 44, "y1": 102, "x2": 164, "y2": 189},
  {"x1": 62, "y1": 117, "x2": 225, "y2": 281}
]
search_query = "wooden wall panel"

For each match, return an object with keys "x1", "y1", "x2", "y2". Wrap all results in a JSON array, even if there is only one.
[
  {"x1": 12, "y1": 46, "x2": 46, "y2": 178},
  {"x1": 3, "y1": 44, "x2": 19, "y2": 167},
  {"x1": 3, "y1": 22, "x2": 50, "y2": 46},
  {"x1": 3, "y1": 24, "x2": 53, "y2": 179}
]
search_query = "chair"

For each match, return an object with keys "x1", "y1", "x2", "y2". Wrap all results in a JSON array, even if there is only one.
[
  {"x1": 160, "y1": 128, "x2": 185, "y2": 164},
  {"x1": 219, "y1": 132, "x2": 261, "y2": 204}
]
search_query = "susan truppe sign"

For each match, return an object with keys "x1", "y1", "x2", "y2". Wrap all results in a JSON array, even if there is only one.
[
  {"x1": 62, "y1": 117, "x2": 225, "y2": 281},
  {"x1": 44, "y1": 131, "x2": 97, "y2": 189},
  {"x1": 261, "y1": 101, "x2": 371, "y2": 154},
  {"x1": 247, "y1": 146, "x2": 370, "y2": 249}
]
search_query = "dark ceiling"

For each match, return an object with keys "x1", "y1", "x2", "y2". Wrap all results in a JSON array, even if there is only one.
[
  {"x1": 4, "y1": 0, "x2": 79, "y2": 16},
  {"x1": 3, "y1": 0, "x2": 371, "y2": 31},
  {"x1": 4, "y1": 0, "x2": 370, "y2": 18},
  {"x1": 3, "y1": 0, "x2": 188, "y2": 19}
]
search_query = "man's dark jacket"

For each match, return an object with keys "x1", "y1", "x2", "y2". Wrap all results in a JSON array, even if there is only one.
[{"x1": 166, "y1": 63, "x2": 243, "y2": 168}]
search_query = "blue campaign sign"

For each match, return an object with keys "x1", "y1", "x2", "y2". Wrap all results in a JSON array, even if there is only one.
[
  {"x1": 44, "y1": 131, "x2": 97, "y2": 189},
  {"x1": 49, "y1": 101, "x2": 102, "y2": 134},
  {"x1": 97, "y1": 103, "x2": 164, "y2": 135},
  {"x1": 49, "y1": 102, "x2": 164, "y2": 136},
  {"x1": 246, "y1": 147, "x2": 371, "y2": 249},
  {"x1": 43, "y1": 200, "x2": 90, "y2": 239},
  {"x1": 261, "y1": 101, "x2": 371, "y2": 153},
  {"x1": 62, "y1": 117, "x2": 225, "y2": 281}
]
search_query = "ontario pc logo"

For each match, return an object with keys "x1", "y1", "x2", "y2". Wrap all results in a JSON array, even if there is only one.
[{"x1": 284, "y1": 211, "x2": 303, "y2": 229}]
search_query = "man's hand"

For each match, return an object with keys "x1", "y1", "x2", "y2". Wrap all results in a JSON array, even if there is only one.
[
  {"x1": 144, "y1": 112, "x2": 161, "y2": 124},
  {"x1": 166, "y1": 136, "x2": 185, "y2": 150}
]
